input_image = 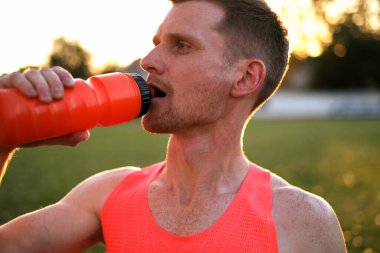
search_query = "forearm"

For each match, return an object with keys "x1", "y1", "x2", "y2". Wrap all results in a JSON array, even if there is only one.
[{"x1": 0, "y1": 148, "x2": 17, "y2": 184}]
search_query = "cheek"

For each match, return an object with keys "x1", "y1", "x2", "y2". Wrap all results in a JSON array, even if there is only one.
[
  {"x1": 169, "y1": 56, "x2": 231, "y2": 105},
  {"x1": 176, "y1": 74, "x2": 230, "y2": 115}
]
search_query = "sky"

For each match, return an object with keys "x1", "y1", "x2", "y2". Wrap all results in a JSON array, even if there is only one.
[
  {"x1": 1, "y1": 0, "x2": 377, "y2": 75},
  {"x1": 0, "y1": 0, "x2": 173, "y2": 74},
  {"x1": 0, "y1": 0, "x2": 287, "y2": 75}
]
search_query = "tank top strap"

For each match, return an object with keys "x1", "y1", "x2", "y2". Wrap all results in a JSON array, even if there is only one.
[
  {"x1": 246, "y1": 163, "x2": 274, "y2": 213},
  {"x1": 101, "y1": 162, "x2": 166, "y2": 252},
  {"x1": 107, "y1": 162, "x2": 165, "y2": 197}
]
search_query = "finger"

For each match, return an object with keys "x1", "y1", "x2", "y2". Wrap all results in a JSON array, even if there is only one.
[
  {"x1": 41, "y1": 68, "x2": 64, "y2": 100},
  {"x1": 0, "y1": 72, "x2": 38, "y2": 98},
  {"x1": 51, "y1": 66, "x2": 75, "y2": 88},
  {"x1": 23, "y1": 131, "x2": 90, "y2": 148},
  {"x1": 65, "y1": 131, "x2": 91, "y2": 146},
  {"x1": 24, "y1": 69, "x2": 53, "y2": 103}
]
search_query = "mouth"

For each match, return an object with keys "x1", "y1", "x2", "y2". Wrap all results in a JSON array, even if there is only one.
[{"x1": 149, "y1": 84, "x2": 167, "y2": 98}]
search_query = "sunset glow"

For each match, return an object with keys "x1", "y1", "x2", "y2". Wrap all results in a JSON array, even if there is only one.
[
  {"x1": 0, "y1": 0, "x2": 171, "y2": 74},
  {"x1": 0, "y1": 0, "x2": 379, "y2": 75},
  {"x1": 275, "y1": 0, "x2": 380, "y2": 59}
]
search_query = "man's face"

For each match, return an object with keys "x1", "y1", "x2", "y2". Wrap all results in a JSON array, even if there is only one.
[{"x1": 141, "y1": 1, "x2": 234, "y2": 134}]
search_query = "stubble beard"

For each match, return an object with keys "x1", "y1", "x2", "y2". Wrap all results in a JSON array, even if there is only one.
[
  {"x1": 141, "y1": 100, "x2": 203, "y2": 134},
  {"x1": 142, "y1": 71, "x2": 231, "y2": 135},
  {"x1": 141, "y1": 105, "x2": 182, "y2": 134},
  {"x1": 142, "y1": 89, "x2": 227, "y2": 135}
]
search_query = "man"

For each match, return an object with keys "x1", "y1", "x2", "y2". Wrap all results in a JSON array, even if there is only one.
[{"x1": 0, "y1": 0, "x2": 346, "y2": 252}]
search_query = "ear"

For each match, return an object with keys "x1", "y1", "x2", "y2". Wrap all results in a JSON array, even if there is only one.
[{"x1": 231, "y1": 59, "x2": 266, "y2": 98}]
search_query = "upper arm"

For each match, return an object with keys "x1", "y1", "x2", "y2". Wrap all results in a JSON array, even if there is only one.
[
  {"x1": 0, "y1": 166, "x2": 138, "y2": 253},
  {"x1": 272, "y1": 178, "x2": 347, "y2": 253}
]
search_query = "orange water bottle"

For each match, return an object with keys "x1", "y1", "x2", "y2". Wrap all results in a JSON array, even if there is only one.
[{"x1": 0, "y1": 72, "x2": 151, "y2": 147}]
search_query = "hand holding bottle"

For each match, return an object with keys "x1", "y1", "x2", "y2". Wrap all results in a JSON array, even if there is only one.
[
  {"x1": 0, "y1": 67, "x2": 90, "y2": 148},
  {"x1": 0, "y1": 67, "x2": 151, "y2": 148}
]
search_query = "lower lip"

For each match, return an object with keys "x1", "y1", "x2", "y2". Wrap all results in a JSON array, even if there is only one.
[{"x1": 151, "y1": 96, "x2": 166, "y2": 103}]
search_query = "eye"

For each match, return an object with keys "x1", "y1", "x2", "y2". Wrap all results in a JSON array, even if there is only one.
[{"x1": 176, "y1": 41, "x2": 191, "y2": 50}]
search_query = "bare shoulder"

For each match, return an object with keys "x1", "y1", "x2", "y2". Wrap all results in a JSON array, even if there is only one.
[
  {"x1": 61, "y1": 166, "x2": 141, "y2": 215},
  {"x1": 270, "y1": 173, "x2": 346, "y2": 253}
]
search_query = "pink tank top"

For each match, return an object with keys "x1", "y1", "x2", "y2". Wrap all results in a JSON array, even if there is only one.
[{"x1": 101, "y1": 162, "x2": 278, "y2": 252}]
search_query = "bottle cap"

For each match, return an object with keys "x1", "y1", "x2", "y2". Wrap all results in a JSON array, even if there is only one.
[{"x1": 129, "y1": 73, "x2": 151, "y2": 117}]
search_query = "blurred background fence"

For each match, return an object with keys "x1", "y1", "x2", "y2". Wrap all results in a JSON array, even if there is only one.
[{"x1": 255, "y1": 91, "x2": 380, "y2": 119}]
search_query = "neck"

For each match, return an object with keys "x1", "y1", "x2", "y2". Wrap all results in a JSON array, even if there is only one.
[{"x1": 162, "y1": 121, "x2": 250, "y2": 202}]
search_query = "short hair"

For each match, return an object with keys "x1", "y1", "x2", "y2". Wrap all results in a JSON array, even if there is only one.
[{"x1": 170, "y1": 0, "x2": 289, "y2": 111}]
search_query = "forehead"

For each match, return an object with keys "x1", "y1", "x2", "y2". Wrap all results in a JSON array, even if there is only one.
[{"x1": 156, "y1": 1, "x2": 225, "y2": 39}]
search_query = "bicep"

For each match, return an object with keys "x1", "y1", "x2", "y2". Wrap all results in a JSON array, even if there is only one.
[{"x1": 0, "y1": 201, "x2": 102, "y2": 253}]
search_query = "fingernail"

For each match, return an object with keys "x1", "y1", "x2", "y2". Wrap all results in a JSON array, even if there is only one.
[
  {"x1": 63, "y1": 78, "x2": 74, "y2": 87},
  {"x1": 40, "y1": 94, "x2": 53, "y2": 103}
]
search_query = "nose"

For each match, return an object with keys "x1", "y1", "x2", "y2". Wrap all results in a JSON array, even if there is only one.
[{"x1": 140, "y1": 47, "x2": 164, "y2": 75}]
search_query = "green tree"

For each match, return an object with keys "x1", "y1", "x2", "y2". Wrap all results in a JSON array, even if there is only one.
[
  {"x1": 310, "y1": 18, "x2": 380, "y2": 89},
  {"x1": 47, "y1": 37, "x2": 92, "y2": 79}
]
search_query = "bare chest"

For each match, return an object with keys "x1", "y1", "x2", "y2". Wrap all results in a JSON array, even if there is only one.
[{"x1": 147, "y1": 186, "x2": 235, "y2": 236}]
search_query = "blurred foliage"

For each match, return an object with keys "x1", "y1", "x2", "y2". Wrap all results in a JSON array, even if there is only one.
[
  {"x1": 311, "y1": 0, "x2": 380, "y2": 35},
  {"x1": 283, "y1": 18, "x2": 380, "y2": 90},
  {"x1": 277, "y1": 0, "x2": 379, "y2": 59},
  {"x1": 280, "y1": 0, "x2": 380, "y2": 90},
  {"x1": 47, "y1": 37, "x2": 93, "y2": 79},
  {"x1": 310, "y1": 19, "x2": 380, "y2": 89}
]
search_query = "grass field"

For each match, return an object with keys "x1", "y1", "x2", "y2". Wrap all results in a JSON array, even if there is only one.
[{"x1": 1, "y1": 119, "x2": 379, "y2": 253}]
